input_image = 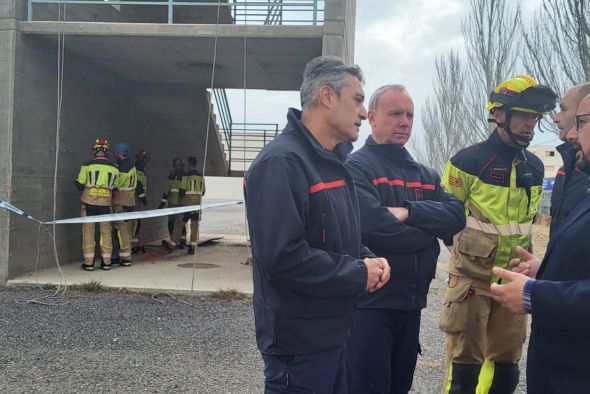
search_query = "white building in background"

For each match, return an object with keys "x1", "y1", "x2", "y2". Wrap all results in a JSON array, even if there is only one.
[{"x1": 529, "y1": 145, "x2": 564, "y2": 178}]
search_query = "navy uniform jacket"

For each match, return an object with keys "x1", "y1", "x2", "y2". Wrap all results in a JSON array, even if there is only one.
[
  {"x1": 527, "y1": 194, "x2": 590, "y2": 393},
  {"x1": 345, "y1": 136, "x2": 465, "y2": 310},
  {"x1": 549, "y1": 142, "x2": 590, "y2": 237},
  {"x1": 244, "y1": 108, "x2": 372, "y2": 355}
]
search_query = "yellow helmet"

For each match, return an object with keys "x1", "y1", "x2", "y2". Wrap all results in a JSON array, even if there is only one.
[{"x1": 487, "y1": 75, "x2": 557, "y2": 115}]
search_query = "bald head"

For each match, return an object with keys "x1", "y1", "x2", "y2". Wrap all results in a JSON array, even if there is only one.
[{"x1": 554, "y1": 82, "x2": 590, "y2": 140}]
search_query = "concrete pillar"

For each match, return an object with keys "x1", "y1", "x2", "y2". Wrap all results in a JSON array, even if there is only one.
[
  {"x1": 0, "y1": 0, "x2": 20, "y2": 284},
  {"x1": 322, "y1": 0, "x2": 356, "y2": 64}
]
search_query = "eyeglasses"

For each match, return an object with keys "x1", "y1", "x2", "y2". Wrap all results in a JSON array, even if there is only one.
[{"x1": 575, "y1": 113, "x2": 590, "y2": 130}]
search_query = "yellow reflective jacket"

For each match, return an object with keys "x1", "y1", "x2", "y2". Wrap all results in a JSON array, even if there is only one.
[
  {"x1": 442, "y1": 129, "x2": 544, "y2": 283},
  {"x1": 76, "y1": 157, "x2": 119, "y2": 206},
  {"x1": 180, "y1": 169, "x2": 205, "y2": 205}
]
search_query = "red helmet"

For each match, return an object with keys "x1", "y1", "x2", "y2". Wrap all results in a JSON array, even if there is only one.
[{"x1": 93, "y1": 138, "x2": 110, "y2": 152}]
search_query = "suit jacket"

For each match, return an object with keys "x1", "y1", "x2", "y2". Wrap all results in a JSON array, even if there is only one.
[{"x1": 527, "y1": 194, "x2": 590, "y2": 393}]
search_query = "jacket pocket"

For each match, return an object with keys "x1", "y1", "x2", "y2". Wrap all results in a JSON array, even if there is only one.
[
  {"x1": 439, "y1": 276, "x2": 472, "y2": 334},
  {"x1": 454, "y1": 227, "x2": 498, "y2": 281}
]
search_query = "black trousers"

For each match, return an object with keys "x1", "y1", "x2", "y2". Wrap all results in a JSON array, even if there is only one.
[
  {"x1": 261, "y1": 344, "x2": 347, "y2": 394},
  {"x1": 347, "y1": 308, "x2": 421, "y2": 394}
]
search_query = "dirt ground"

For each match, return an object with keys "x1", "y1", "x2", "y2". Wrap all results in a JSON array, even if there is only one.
[{"x1": 532, "y1": 223, "x2": 550, "y2": 260}]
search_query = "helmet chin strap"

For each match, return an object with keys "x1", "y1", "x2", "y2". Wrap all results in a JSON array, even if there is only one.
[{"x1": 496, "y1": 110, "x2": 532, "y2": 148}]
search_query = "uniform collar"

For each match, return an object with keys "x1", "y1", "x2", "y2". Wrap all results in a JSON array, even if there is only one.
[
  {"x1": 364, "y1": 135, "x2": 414, "y2": 164},
  {"x1": 488, "y1": 128, "x2": 523, "y2": 158}
]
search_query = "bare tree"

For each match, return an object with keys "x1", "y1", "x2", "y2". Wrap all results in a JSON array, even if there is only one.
[
  {"x1": 522, "y1": 0, "x2": 590, "y2": 98},
  {"x1": 412, "y1": 51, "x2": 471, "y2": 171},
  {"x1": 412, "y1": 0, "x2": 522, "y2": 171}
]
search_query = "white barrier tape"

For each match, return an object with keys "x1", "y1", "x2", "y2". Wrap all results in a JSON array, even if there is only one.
[
  {"x1": 0, "y1": 199, "x2": 244, "y2": 225},
  {"x1": 0, "y1": 198, "x2": 36, "y2": 220}
]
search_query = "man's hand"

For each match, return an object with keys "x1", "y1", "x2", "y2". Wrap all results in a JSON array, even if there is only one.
[
  {"x1": 158, "y1": 202, "x2": 166, "y2": 209},
  {"x1": 490, "y1": 267, "x2": 532, "y2": 315},
  {"x1": 509, "y1": 246, "x2": 541, "y2": 278},
  {"x1": 387, "y1": 207, "x2": 409, "y2": 223},
  {"x1": 364, "y1": 257, "x2": 391, "y2": 292}
]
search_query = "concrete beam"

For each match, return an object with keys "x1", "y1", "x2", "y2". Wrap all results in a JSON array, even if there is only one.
[{"x1": 17, "y1": 21, "x2": 323, "y2": 39}]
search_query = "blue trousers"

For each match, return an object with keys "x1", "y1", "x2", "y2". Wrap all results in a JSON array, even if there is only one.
[
  {"x1": 347, "y1": 309, "x2": 421, "y2": 394},
  {"x1": 261, "y1": 344, "x2": 347, "y2": 394}
]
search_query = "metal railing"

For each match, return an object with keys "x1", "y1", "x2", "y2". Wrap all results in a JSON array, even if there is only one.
[
  {"x1": 28, "y1": 0, "x2": 325, "y2": 25},
  {"x1": 211, "y1": 89, "x2": 279, "y2": 174},
  {"x1": 226, "y1": 123, "x2": 279, "y2": 172}
]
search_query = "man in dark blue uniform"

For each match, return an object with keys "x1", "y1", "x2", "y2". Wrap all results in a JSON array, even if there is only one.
[
  {"x1": 549, "y1": 83, "x2": 590, "y2": 238},
  {"x1": 491, "y1": 92, "x2": 590, "y2": 394},
  {"x1": 244, "y1": 56, "x2": 391, "y2": 394},
  {"x1": 344, "y1": 85, "x2": 465, "y2": 393}
]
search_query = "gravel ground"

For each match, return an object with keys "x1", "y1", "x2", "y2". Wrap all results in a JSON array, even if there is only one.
[
  {"x1": 2, "y1": 202, "x2": 541, "y2": 393},
  {"x1": 0, "y1": 264, "x2": 528, "y2": 394}
]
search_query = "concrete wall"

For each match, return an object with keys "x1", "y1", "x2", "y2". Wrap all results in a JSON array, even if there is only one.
[{"x1": 6, "y1": 32, "x2": 227, "y2": 280}]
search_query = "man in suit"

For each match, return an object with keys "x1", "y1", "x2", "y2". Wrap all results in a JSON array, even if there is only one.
[{"x1": 491, "y1": 92, "x2": 590, "y2": 394}]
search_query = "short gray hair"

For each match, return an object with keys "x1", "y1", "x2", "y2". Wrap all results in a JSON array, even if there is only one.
[
  {"x1": 300, "y1": 56, "x2": 365, "y2": 110},
  {"x1": 369, "y1": 84, "x2": 408, "y2": 111}
]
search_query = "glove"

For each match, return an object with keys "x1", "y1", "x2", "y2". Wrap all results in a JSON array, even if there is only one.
[
  {"x1": 158, "y1": 202, "x2": 166, "y2": 209},
  {"x1": 141, "y1": 197, "x2": 148, "y2": 207}
]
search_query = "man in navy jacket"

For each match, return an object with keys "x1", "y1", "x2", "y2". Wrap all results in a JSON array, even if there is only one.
[
  {"x1": 244, "y1": 56, "x2": 391, "y2": 394},
  {"x1": 344, "y1": 85, "x2": 465, "y2": 394},
  {"x1": 491, "y1": 92, "x2": 590, "y2": 394},
  {"x1": 549, "y1": 82, "x2": 590, "y2": 238}
]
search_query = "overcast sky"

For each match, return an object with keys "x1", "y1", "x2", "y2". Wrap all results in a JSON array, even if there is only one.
[{"x1": 223, "y1": 0, "x2": 559, "y2": 156}]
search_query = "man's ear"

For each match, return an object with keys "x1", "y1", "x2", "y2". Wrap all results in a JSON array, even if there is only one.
[
  {"x1": 368, "y1": 110, "x2": 377, "y2": 127},
  {"x1": 492, "y1": 109, "x2": 505, "y2": 124},
  {"x1": 318, "y1": 85, "x2": 335, "y2": 109}
]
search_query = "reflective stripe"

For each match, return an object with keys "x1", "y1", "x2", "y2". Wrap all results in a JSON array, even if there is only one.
[
  {"x1": 119, "y1": 252, "x2": 131, "y2": 257},
  {"x1": 170, "y1": 188, "x2": 179, "y2": 192},
  {"x1": 444, "y1": 362, "x2": 453, "y2": 394},
  {"x1": 161, "y1": 199, "x2": 167, "y2": 202},
  {"x1": 465, "y1": 216, "x2": 532, "y2": 236},
  {"x1": 477, "y1": 359, "x2": 494, "y2": 393},
  {"x1": 372, "y1": 177, "x2": 436, "y2": 190},
  {"x1": 190, "y1": 242, "x2": 197, "y2": 246},
  {"x1": 83, "y1": 253, "x2": 94, "y2": 258},
  {"x1": 138, "y1": 193, "x2": 146, "y2": 198},
  {"x1": 185, "y1": 191, "x2": 202, "y2": 195},
  {"x1": 309, "y1": 180, "x2": 346, "y2": 194},
  {"x1": 119, "y1": 187, "x2": 134, "y2": 191}
]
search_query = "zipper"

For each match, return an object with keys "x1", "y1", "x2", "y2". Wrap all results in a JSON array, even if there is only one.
[{"x1": 321, "y1": 212, "x2": 326, "y2": 244}]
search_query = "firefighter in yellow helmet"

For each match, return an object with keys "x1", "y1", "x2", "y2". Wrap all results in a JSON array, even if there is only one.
[
  {"x1": 75, "y1": 138, "x2": 119, "y2": 271},
  {"x1": 439, "y1": 75, "x2": 557, "y2": 393}
]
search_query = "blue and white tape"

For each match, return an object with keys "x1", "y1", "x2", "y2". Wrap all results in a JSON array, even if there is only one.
[
  {"x1": 0, "y1": 198, "x2": 244, "y2": 225},
  {"x1": 0, "y1": 198, "x2": 35, "y2": 220}
]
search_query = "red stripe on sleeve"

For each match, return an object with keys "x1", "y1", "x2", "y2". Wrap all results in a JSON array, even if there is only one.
[{"x1": 309, "y1": 179, "x2": 347, "y2": 194}]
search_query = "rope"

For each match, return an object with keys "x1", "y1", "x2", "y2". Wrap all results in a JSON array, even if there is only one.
[
  {"x1": 21, "y1": 1, "x2": 68, "y2": 306},
  {"x1": 241, "y1": 6, "x2": 252, "y2": 266},
  {"x1": 189, "y1": 0, "x2": 223, "y2": 297}
]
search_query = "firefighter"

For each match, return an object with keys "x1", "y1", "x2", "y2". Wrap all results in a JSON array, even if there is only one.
[
  {"x1": 111, "y1": 142, "x2": 137, "y2": 267},
  {"x1": 159, "y1": 157, "x2": 185, "y2": 248},
  {"x1": 162, "y1": 156, "x2": 205, "y2": 255},
  {"x1": 131, "y1": 149, "x2": 149, "y2": 254},
  {"x1": 75, "y1": 138, "x2": 119, "y2": 271},
  {"x1": 439, "y1": 75, "x2": 557, "y2": 393}
]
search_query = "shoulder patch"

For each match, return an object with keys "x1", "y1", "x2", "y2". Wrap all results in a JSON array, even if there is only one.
[{"x1": 448, "y1": 176, "x2": 463, "y2": 187}]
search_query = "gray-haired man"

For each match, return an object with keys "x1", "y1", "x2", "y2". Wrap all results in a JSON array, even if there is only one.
[{"x1": 244, "y1": 56, "x2": 390, "y2": 393}]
